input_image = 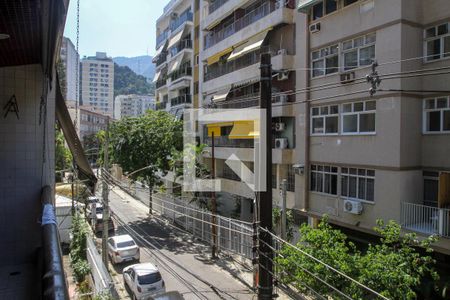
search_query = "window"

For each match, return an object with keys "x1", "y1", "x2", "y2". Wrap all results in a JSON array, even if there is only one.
[
  {"x1": 424, "y1": 22, "x2": 450, "y2": 61},
  {"x1": 423, "y1": 171, "x2": 439, "y2": 207},
  {"x1": 272, "y1": 164, "x2": 277, "y2": 189},
  {"x1": 423, "y1": 97, "x2": 450, "y2": 133},
  {"x1": 195, "y1": 55, "x2": 199, "y2": 65},
  {"x1": 341, "y1": 168, "x2": 375, "y2": 201},
  {"x1": 287, "y1": 165, "x2": 295, "y2": 192},
  {"x1": 310, "y1": 165, "x2": 338, "y2": 195},
  {"x1": 311, "y1": 105, "x2": 339, "y2": 135},
  {"x1": 344, "y1": 0, "x2": 358, "y2": 6},
  {"x1": 312, "y1": 45, "x2": 339, "y2": 77},
  {"x1": 342, "y1": 100, "x2": 376, "y2": 134},
  {"x1": 311, "y1": 0, "x2": 337, "y2": 21},
  {"x1": 342, "y1": 33, "x2": 376, "y2": 70}
]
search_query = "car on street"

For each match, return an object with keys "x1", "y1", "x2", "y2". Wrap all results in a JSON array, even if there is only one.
[
  {"x1": 123, "y1": 263, "x2": 166, "y2": 300},
  {"x1": 108, "y1": 234, "x2": 140, "y2": 264},
  {"x1": 87, "y1": 202, "x2": 115, "y2": 234},
  {"x1": 146, "y1": 291, "x2": 184, "y2": 300}
]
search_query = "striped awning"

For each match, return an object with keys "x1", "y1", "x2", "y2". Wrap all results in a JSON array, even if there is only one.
[
  {"x1": 228, "y1": 30, "x2": 270, "y2": 62},
  {"x1": 206, "y1": 47, "x2": 233, "y2": 65},
  {"x1": 229, "y1": 121, "x2": 260, "y2": 140}
]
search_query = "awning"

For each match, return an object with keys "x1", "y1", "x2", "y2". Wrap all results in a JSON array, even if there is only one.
[
  {"x1": 168, "y1": 29, "x2": 185, "y2": 49},
  {"x1": 168, "y1": 54, "x2": 184, "y2": 73},
  {"x1": 229, "y1": 121, "x2": 260, "y2": 140},
  {"x1": 55, "y1": 75, "x2": 97, "y2": 191},
  {"x1": 153, "y1": 70, "x2": 161, "y2": 83},
  {"x1": 212, "y1": 88, "x2": 231, "y2": 102},
  {"x1": 297, "y1": 0, "x2": 322, "y2": 13},
  {"x1": 152, "y1": 41, "x2": 167, "y2": 62},
  {"x1": 228, "y1": 30, "x2": 269, "y2": 62},
  {"x1": 206, "y1": 47, "x2": 233, "y2": 65}
]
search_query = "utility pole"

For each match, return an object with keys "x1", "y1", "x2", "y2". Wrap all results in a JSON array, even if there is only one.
[
  {"x1": 102, "y1": 117, "x2": 110, "y2": 266},
  {"x1": 280, "y1": 179, "x2": 287, "y2": 240},
  {"x1": 258, "y1": 53, "x2": 273, "y2": 300},
  {"x1": 211, "y1": 131, "x2": 217, "y2": 259}
]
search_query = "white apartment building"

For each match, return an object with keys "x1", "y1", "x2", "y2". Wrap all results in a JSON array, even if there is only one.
[
  {"x1": 153, "y1": 0, "x2": 196, "y2": 119},
  {"x1": 80, "y1": 52, "x2": 115, "y2": 117},
  {"x1": 114, "y1": 94, "x2": 155, "y2": 119},
  {"x1": 59, "y1": 37, "x2": 79, "y2": 106}
]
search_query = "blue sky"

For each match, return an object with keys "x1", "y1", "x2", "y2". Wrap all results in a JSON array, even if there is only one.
[{"x1": 64, "y1": 0, "x2": 166, "y2": 58}]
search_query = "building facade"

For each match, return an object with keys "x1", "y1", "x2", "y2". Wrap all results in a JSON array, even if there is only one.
[
  {"x1": 59, "y1": 37, "x2": 79, "y2": 106},
  {"x1": 68, "y1": 104, "x2": 109, "y2": 141},
  {"x1": 114, "y1": 94, "x2": 155, "y2": 119},
  {"x1": 295, "y1": 0, "x2": 450, "y2": 253},
  {"x1": 153, "y1": 0, "x2": 196, "y2": 119},
  {"x1": 80, "y1": 52, "x2": 115, "y2": 117}
]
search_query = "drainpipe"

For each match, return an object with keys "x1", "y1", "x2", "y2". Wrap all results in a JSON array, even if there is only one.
[{"x1": 303, "y1": 15, "x2": 311, "y2": 215}]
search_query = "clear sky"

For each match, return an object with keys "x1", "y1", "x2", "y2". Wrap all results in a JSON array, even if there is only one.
[{"x1": 64, "y1": 0, "x2": 166, "y2": 58}]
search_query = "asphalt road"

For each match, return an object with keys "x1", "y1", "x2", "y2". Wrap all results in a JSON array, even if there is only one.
[{"x1": 107, "y1": 187, "x2": 256, "y2": 300}]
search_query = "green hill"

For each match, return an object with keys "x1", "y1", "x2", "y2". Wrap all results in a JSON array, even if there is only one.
[{"x1": 114, "y1": 63, "x2": 155, "y2": 96}]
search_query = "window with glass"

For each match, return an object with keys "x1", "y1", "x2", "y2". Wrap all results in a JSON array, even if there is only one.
[
  {"x1": 423, "y1": 97, "x2": 450, "y2": 133},
  {"x1": 311, "y1": 44, "x2": 339, "y2": 77},
  {"x1": 423, "y1": 171, "x2": 439, "y2": 207},
  {"x1": 342, "y1": 33, "x2": 376, "y2": 70},
  {"x1": 342, "y1": 100, "x2": 376, "y2": 134},
  {"x1": 311, "y1": 105, "x2": 339, "y2": 135},
  {"x1": 310, "y1": 165, "x2": 338, "y2": 195},
  {"x1": 343, "y1": 0, "x2": 358, "y2": 6},
  {"x1": 311, "y1": 0, "x2": 338, "y2": 21},
  {"x1": 425, "y1": 22, "x2": 450, "y2": 61},
  {"x1": 287, "y1": 165, "x2": 295, "y2": 192},
  {"x1": 341, "y1": 168, "x2": 375, "y2": 201}
]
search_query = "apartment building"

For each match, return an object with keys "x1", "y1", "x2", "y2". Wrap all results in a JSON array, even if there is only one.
[
  {"x1": 59, "y1": 37, "x2": 79, "y2": 106},
  {"x1": 114, "y1": 94, "x2": 155, "y2": 119},
  {"x1": 80, "y1": 52, "x2": 115, "y2": 117},
  {"x1": 198, "y1": 0, "x2": 297, "y2": 219},
  {"x1": 68, "y1": 104, "x2": 109, "y2": 141},
  {"x1": 153, "y1": 0, "x2": 196, "y2": 119},
  {"x1": 294, "y1": 0, "x2": 450, "y2": 253}
]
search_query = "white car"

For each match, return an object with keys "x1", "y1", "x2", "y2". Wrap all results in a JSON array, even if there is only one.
[
  {"x1": 108, "y1": 235, "x2": 140, "y2": 264},
  {"x1": 123, "y1": 263, "x2": 166, "y2": 300}
]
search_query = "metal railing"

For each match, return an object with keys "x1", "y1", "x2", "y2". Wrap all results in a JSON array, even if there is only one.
[
  {"x1": 41, "y1": 185, "x2": 69, "y2": 300},
  {"x1": 156, "y1": 30, "x2": 169, "y2": 48},
  {"x1": 204, "y1": 136, "x2": 254, "y2": 148},
  {"x1": 169, "y1": 39, "x2": 193, "y2": 57},
  {"x1": 170, "y1": 11, "x2": 193, "y2": 31},
  {"x1": 155, "y1": 53, "x2": 168, "y2": 67},
  {"x1": 204, "y1": 1, "x2": 277, "y2": 49},
  {"x1": 170, "y1": 94, "x2": 192, "y2": 107},
  {"x1": 170, "y1": 65, "x2": 192, "y2": 81},
  {"x1": 156, "y1": 79, "x2": 167, "y2": 89},
  {"x1": 86, "y1": 237, "x2": 117, "y2": 296},
  {"x1": 401, "y1": 202, "x2": 450, "y2": 238},
  {"x1": 209, "y1": 0, "x2": 229, "y2": 13}
]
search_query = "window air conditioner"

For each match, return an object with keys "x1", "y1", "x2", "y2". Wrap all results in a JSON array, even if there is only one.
[
  {"x1": 274, "y1": 122, "x2": 286, "y2": 132},
  {"x1": 275, "y1": 138, "x2": 288, "y2": 149},
  {"x1": 343, "y1": 199, "x2": 363, "y2": 215},
  {"x1": 309, "y1": 23, "x2": 321, "y2": 33},
  {"x1": 277, "y1": 71, "x2": 289, "y2": 81},
  {"x1": 277, "y1": 49, "x2": 287, "y2": 56},
  {"x1": 340, "y1": 71, "x2": 356, "y2": 83}
]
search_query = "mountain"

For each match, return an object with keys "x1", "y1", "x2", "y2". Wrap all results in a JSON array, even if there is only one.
[
  {"x1": 114, "y1": 63, "x2": 155, "y2": 96},
  {"x1": 113, "y1": 55, "x2": 155, "y2": 81}
]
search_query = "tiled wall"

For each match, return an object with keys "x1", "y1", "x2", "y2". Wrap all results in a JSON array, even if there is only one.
[{"x1": 0, "y1": 64, "x2": 55, "y2": 266}]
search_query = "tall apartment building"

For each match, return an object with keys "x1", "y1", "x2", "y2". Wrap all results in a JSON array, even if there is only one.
[
  {"x1": 294, "y1": 0, "x2": 450, "y2": 253},
  {"x1": 80, "y1": 52, "x2": 115, "y2": 117},
  {"x1": 198, "y1": 0, "x2": 297, "y2": 219},
  {"x1": 114, "y1": 94, "x2": 155, "y2": 119},
  {"x1": 153, "y1": 0, "x2": 196, "y2": 119},
  {"x1": 59, "y1": 37, "x2": 79, "y2": 106}
]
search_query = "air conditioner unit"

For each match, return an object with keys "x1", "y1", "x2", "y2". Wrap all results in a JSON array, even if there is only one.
[
  {"x1": 277, "y1": 71, "x2": 289, "y2": 81},
  {"x1": 343, "y1": 199, "x2": 363, "y2": 215},
  {"x1": 309, "y1": 22, "x2": 321, "y2": 33},
  {"x1": 274, "y1": 122, "x2": 286, "y2": 132},
  {"x1": 170, "y1": 12, "x2": 178, "y2": 18},
  {"x1": 274, "y1": 94, "x2": 288, "y2": 104},
  {"x1": 340, "y1": 71, "x2": 356, "y2": 83},
  {"x1": 275, "y1": 138, "x2": 288, "y2": 149},
  {"x1": 277, "y1": 49, "x2": 287, "y2": 56}
]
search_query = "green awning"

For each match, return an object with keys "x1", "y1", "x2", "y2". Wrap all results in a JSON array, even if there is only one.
[{"x1": 297, "y1": 0, "x2": 321, "y2": 13}]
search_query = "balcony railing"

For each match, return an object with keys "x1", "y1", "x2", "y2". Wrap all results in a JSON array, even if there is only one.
[
  {"x1": 169, "y1": 39, "x2": 193, "y2": 57},
  {"x1": 170, "y1": 11, "x2": 193, "y2": 32},
  {"x1": 170, "y1": 66, "x2": 192, "y2": 81},
  {"x1": 156, "y1": 78, "x2": 167, "y2": 89},
  {"x1": 41, "y1": 185, "x2": 69, "y2": 299},
  {"x1": 156, "y1": 30, "x2": 169, "y2": 47},
  {"x1": 401, "y1": 202, "x2": 450, "y2": 238},
  {"x1": 209, "y1": 0, "x2": 229, "y2": 14},
  {"x1": 205, "y1": 136, "x2": 254, "y2": 148},
  {"x1": 171, "y1": 94, "x2": 192, "y2": 107},
  {"x1": 204, "y1": 49, "x2": 261, "y2": 81},
  {"x1": 204, "y1": 1, "x2": 277, "y2": 49},
  {"x1": 215, "y1": 94, "x2": 260, "y2": 109},
  {"x1": 155, "y1": 102, "x2": 167, "y2": 110},
  {"x1": 155, "y1": 53, "x2": 168, "y2": 67}
]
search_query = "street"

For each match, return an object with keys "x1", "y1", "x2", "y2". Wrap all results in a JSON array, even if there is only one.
[{"x1": 107, "y1": 187, "x2": 256, "y2": 300}]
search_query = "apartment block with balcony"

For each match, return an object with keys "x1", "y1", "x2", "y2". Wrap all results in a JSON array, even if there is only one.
[
  {"x1": 295, "y1": 0, "x2": 450, "y2": 254},
  {"x1": 197, "y1": 0, "x2": 297, "y2": 220},
  {"x1": 59, "y1": 37, "x2": 80, "y2": 107},
  {"x1": 80, "y1": 52, "x2": 115, "y2": 118},
  {"x1": 114, "y1": 94, "x2": 155, "y2": 120},
  {"x1": 153, "y1": 0, "x2": 196, "y2": 119}
]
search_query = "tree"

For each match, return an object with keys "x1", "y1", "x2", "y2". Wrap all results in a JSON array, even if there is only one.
[
  {"x1": 276, "y1": 216, "x2": 439, "y2": 300},
  {"x1": 55, "y1": 126, "x2": 72, "y2": 181},
  {"x1": 114, "y1": 63, "x2": 155, "y2": 96},
  {"x1": 108, "y1": 110, "x2": 182, "y2": 213}
]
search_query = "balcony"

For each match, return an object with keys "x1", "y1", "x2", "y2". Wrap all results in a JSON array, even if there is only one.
[
  {"x1": 156, "y1": 78, "x2": 167, "y2": 89},
  {"x1": 155, "y1": 102, "x2": 167, "y2": 110},
  {"x1": 170, "y1": 94, "x2": 192, "y2": 107},
  {"x1": 170, "y1": 11, "x2": 193, "y2": 32},
  {"x1": 156, "y1": 31, "x2": 169, "y2": 48},
  {"x1": 169, "y1": 39, "x2": 193, "y2": 58},
  {"x1": 205, "y1": 49, "x2": 261, "y2": 82},
  {"x1": 205, "y1": 136, "x2": 254, "y2": 148},
  {"x1": 155, "y1": 53, "x2": 168, "y2": 67},
  {"x1": 209, "y1": 0, "x2": 229, "y2": 14},
  {"x1": 401, "y1": 202, "x2": 450, "y2": 238},
  {"x1": 169, "y1": 65, "x2": 192, "y2": 82}
]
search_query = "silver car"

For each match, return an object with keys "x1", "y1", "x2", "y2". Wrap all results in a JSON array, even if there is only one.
[{"x1": 108, "y1": 234, "x2": 140, "y2": 264}]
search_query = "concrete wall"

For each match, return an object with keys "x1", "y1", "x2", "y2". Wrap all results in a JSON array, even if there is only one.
[{"x1": 0, "y1": 64, "x2": 55, "y2": 265}]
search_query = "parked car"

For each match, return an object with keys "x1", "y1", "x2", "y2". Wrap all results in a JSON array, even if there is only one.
[
  {"x1": 108, "y1": 234, "x2": 140, "y2": 264},
  {"x1": 146, "y1": 291, "x2": 184, "y2": 300},
  {"x1": 87, "y1": 202, "x2": 115, "y2": 234},
  {"x1": 123, "y1": 263, "x2": 166, "y2": 300}
]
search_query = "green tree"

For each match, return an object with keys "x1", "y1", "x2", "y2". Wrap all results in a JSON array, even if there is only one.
[
  {"x1": 108, "y1": 110, "x2": 182, "y2": 212},
  {"x1": 55, "y1": 126, "x2": 72, "y2": 181},
  {"x1": 70, "y1": 212, "x2": 90, "y2": 283},
  {"x1": 276, "y1": 216, "x2": 438, "y2": 300}
]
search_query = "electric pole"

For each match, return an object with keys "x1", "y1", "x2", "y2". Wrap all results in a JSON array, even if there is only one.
[
  {"x1": 102, "y1": 117, "x2": 110, "y2": 266},
  {"x1": 280, "y1": 179, "x2": 287, "y2": 240},
  {"x1": 211, "y1": 131, "x2": 217, "y2": 259},
  {"x1": 258, "y1": 53, "x2": 273, "y2": 300}
]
